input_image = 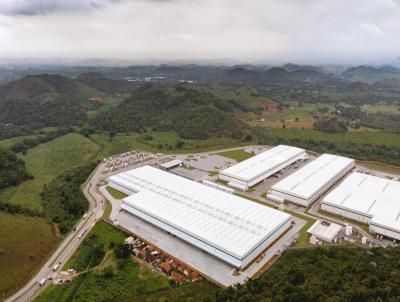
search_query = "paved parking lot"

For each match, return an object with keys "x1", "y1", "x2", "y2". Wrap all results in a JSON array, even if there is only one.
[{"x1": 171, "y1": 166, "x2": 209, "y2": 181}]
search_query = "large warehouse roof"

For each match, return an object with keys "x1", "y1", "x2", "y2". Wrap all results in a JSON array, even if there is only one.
[
  {"x1": 220, "y1": 145, "x2": 305, "y2": 182},
  {"x1": 109, "y1": 166, "x2": 292, "y2": 267},
  {"x1": 271, "y1": 154, "x2": 355, "y2": 202},
  {"x1": 322, "y1": 172, "x2": 400, "y2": 231}
]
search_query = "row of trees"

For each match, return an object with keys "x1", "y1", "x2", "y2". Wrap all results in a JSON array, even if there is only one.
[
  {"x1": 0, "y1": 200, "x2": 41, "y2": 217},
  {"x1": 10, "y1": 127, "x2": 73, "y2": 153}
]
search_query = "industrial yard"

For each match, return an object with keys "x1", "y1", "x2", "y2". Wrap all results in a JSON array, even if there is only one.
[{"x1": 87, "y1": 144, "x2": 400, "y2": 289}]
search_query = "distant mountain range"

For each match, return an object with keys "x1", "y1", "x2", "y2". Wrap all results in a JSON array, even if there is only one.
[
  {"x1": 342, "y1": 65, "x2": 400, "y2": 84},
  {"x1": 2, "y1": 63, "x2": 400, "y2": 87}
]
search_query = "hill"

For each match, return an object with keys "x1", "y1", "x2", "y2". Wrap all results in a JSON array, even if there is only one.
[
  {"x1": 373, "y1": 78, "x2": 400, "y2": 91},
  {"x1": 342, "y1": 65, "x2": 400, "y2": 84},
  {"x1": 0, "y1": 74, "x2": 104, "y2": 126},
  {"x1": 76, "y1": 72, "x2": 133, "y2": 95},
  {"x1": 223, "y1": 66, "x2": 334, "y2": 86},
  {"x1": 90, "y1": 84, "x2": 250, "y2": 139}
]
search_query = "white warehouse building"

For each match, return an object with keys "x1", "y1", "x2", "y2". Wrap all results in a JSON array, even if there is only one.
[
  {"x1": 219, "y1": 145, "x2": 306, "y2": 191},
  {"x1": 108, "y1": 165, "x2": 292, "y2": 269},
  {"x1": 270, "y1": 154, "x2": 355, "y2": 207},
  {"x1": 321, "y1": 172, "x2": 400, "y2": 240}
]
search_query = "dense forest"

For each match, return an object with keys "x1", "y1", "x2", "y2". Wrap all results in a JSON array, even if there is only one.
[
  {"x1": 41, "y1": 161, "x2": 97, "y2": 233},
  {"x1": 90, "y1": 84, "x2": 250, "y2": 139},
  {"x1": 0, "y1": 147, "x2": 31, "y2": 189},
  {"x1": 217, "y1": 246, "x2": 400, "y2": 302}
]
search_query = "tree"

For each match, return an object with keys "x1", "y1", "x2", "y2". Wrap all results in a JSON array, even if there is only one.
[
  {"x1": 102, "y1": 266, "x2": 114, "y2": 279},
  {"x1": 114, "y1": 243, "x2": 131, "y2": 259}
]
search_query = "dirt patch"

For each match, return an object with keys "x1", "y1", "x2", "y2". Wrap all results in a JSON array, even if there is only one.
[
  {"x1": 265, "y1": 101, "x2": 278, "y2": 112},
  {"x1": 53, "y1": 223, "x2": 62, "y2": 239}
]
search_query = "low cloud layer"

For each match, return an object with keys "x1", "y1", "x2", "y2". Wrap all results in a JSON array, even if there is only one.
[
  {"x1": 0, "y1": 0, "x2": 124, "y2": 16},
  {"x1": 0, "y1": 0, "x2": 399, "y2": 64}
]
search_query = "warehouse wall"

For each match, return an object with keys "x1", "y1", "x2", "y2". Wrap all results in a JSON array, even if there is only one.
[
  {"x1": 320, "y1": 203, "x2": 372, "y2": 224},
  {"x1": 241, "y1": 217, "x2": 292, "y2": 268},
  {"x1": 369, "y1": 224, "x2": 400, "y2": 241},
  {"x1": 108, "y1": 180, "x2": 138, "y2": 196}
]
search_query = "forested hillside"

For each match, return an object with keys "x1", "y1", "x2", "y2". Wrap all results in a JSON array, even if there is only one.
[
  {"x1": 76, "y1": 72, "x2": 134, "y2": 95},
  {"x1": 90, "y1": 84, "x2": 250, "y2": 139},
  {"x1": 0, "y1": 147, "x2": 31, "y2": 189},
  {"x1": 217, "y1": 246, "x2": 400, "y2": 302},
  {"x1": 0, "y1": 74, "x2": 104, "y2": 126}
]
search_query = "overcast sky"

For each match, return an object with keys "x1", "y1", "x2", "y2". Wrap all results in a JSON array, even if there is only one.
[{"x1": 0, "y1": 0, "x2": 399, "y2": 64}]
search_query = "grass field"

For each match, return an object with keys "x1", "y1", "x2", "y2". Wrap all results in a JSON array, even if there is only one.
[
  {"x1": 362, "y1": 104, "x2": 400, "y2": 114},
  {"x1": 105, "y1": 186, "x2": 128, "y2": 199},
  {"x1": 216, "y1": 149, "x2": 254, "y2": 162},
  {"x1": 0, "y1": 133, "x2": 100, "y2": 211},
  {"x1": 0, "y1": 127, "x2": 59, "y2": 149},
  {"x1": 264, "y1": 128, "x2": 400, "y2": 147},
  {"x1": 36, "y1": 221, "x2": 218, "y2": 302},
  {"x1": 88, "y1": 131, "x2": 256, "y2": 155},
  {"x1": 64, "y1": 221, "x2": 126, "y2": 272},
  {"x1": 0, "y1": 212, "x2": 57, "y2": 298}
]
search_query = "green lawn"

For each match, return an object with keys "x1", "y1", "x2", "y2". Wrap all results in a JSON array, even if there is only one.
[
  {"x1": 105, "y1": 186, "x2": 128, "y2": 199},
  {"x1": 0, "y1": 133, "x2": 100, "y2": 211},
  {"x1": 36, "y1": 221, "x2": 218, "y2": 302},
  {"x1": 216, "y1": 149, "x2": 254, "y2": 162},
  {"x1": 284, "y1": 210, "x2": 316, "y2": 247},
  {"x1": 0, "y1": 212, "x2": 57, "y2": 298},
  {"x1": 103, "y1": 200, "x2": 112, "y2": 221}
]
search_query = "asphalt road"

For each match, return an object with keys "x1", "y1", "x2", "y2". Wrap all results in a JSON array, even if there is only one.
[{"x1": 5, "y1": 163, "x2": 106, "y2": 302}]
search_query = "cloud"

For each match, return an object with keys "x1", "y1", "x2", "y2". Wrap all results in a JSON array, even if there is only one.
[
  {"x1": 0, "y1": 0, "x2": 399, "y2": 64},
  {"x1": 0, "y1": 0, "x2": 123, "y2": 16}
]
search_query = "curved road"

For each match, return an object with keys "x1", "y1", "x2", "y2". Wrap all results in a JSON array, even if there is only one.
[{"x1": 5, "y1": 163, "x2": 105, "y2": 302}]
